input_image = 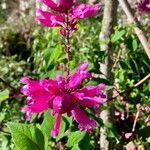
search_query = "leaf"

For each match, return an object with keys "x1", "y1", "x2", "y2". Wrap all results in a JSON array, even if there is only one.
[
  {"x1": 132, "y1": 39, "x2": 138, "y2": 51},
  {"x1": 111, "y1": 30, "x2": 126, "y2": 43},
  {"x1": 44, "y1": 44, "x2": 63, "y2": 69},
  {"x1": 7, "y1": 123, "x2": 45, "y2": 150},
  {"x1": 0, "y1": 113, "x2": 5, "y2": 123},
  {"x1": 0, "y1": 89, "x2": 9, "y2": 103},
  {"x1": 138, "y1": 127, "x2": 150, "y2": 139},
  {"x1": 67, "y1": 131, "x2": 86, "y2": 147},
  {"x1": 79, "y1": 133, "x2": 90, "y2": 150},
  {"x1": 71, "y1": 144, "x2": 80, "y2": 150},
  {"x1": 62, "y1": 114, "x2": 73, "y2": 127},
  {"x1": 119, "y1": 60, "x2": 130, "y2": 70},
  {"x1": 0, "y1": 134, "x2": 9, "y2": 149},
  {"x1": 41, "y1": 110, "x2": 55, "y2": 138},
  {"x1": 105, "y1": 122, "x2": 119, "y2": 139}
]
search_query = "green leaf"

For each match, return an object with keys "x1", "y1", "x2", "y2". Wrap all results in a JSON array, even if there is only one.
[
  {"x1": 79, "y1": 133, "x2": 90, "y2": 150},
  {"x1": 0, "y1": 113, "x2": 5, "y2": 123},
  {"x1": 41, "y1": 110, "x2": 55, "y2": 138},
  {"x1": 119, "y1": 60, "x2": 130, "y2": 70},
  {"x1": 44, "y1": 44, "x2": 63, "y2": 69},
  {"x1": 105, "y1": 122, "x2": 119, "y2": 139},
  {"x1": 7, "y1": 123, "x2": 45, "y2": 150},
  {"x1": 132, "y1": 39, "x2": 138, "y2": 51},
  {"x1": 138, "y1": 127, "x2": 150, "y2": 139},
  {"x1": 111, "y1": 30, "x2": 126, "y2": 43},
  {"x1": 67, "y1": 131, "x2": 86, "y2": 147},
  {"x1": 0, "y1": 134, "x2": 9, "y2": 149},
  {"x1": 71, "y1": 144, "x2": 80, "y2": 150},
  {"x1": 0, "y1": 89, "x2": 9, "y2": 103}
]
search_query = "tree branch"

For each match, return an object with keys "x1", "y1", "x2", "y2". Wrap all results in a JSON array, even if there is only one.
[{"x1": 118, "y1": 0, "x2": 150, "y2": 60}]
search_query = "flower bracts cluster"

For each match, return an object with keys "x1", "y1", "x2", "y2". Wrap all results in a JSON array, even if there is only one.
[
  {"x1": 136, "y1": 0, "x2": 150, "y2": 13},
  {"x1": 36, "y1": 0, "x2": 100, "y2": 35},
  {"x1": 21, "y1": 63, "x2": 106, "y2": 137}
]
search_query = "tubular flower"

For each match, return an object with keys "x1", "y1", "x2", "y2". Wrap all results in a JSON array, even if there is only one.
[
  {"x1": 69, "y1": 4, "x2": 100, "y2": 19},
  {"x1": 21, "y1": 62, "x2": 106, "y2": 137},
  {"x1": 36, "y1": 0, "x2": 101, "y2": 33},
  {"x1": 136, "y1": 0, "x2": 150, "y2": 13},
  {"x1": 42, "y1": 0, "x2": 76, "y2": 13},
  {"x1": 36, "y1": 9, "x2": 64, "y2": 27}
]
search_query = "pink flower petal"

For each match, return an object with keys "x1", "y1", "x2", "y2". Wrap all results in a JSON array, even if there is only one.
[
  {"x1": 80, "y1": 97, "x2": 104, "y2": 107},
  {"x1": 29, "y1": 101, "x2": 49, "y2": 113},
  {"x1": 52, "y1": 94, "x2": 72, "y2": 114},
  {"x1": 58, "y1": 0, "x2": 75, "y2": 10},
  {"x1": 52, "y1": 95, "x2": 63, "y2": 113},
  {"x1": 42, "y1": 0, "x2": 63, "y2": 12},
  {"x1": 51, "y1": 114, "x2": 62, "y2": 137},
  {"x1": 36, "y1": 9, "x2": 64, "y2": 27},
  {"x1": 71, "y1": 107, "x2": 96, "y2": 131},
  {"x1": 40, "y1": 79, "x2": 58, "y2": 94},
  {"x1": 77, "y1": 62, "x2": 88, "y2": 71},
  {"x1": 67, "y1": 72, "x2": 84, "y2": 88},
  {"x1": 21, "y1": 106, "x2": 31, "y2": 121},
  {"x1": 67, "y1": 63, "x2": 91, "y2": 89},
  {"x1": 70, "y1": 4, "x2": 100, "y2": 19},
  {"x1": 79, "y1": 84, "x2": 105, "y2": 97},
  {"x1": 20, "y1": 77, "x2": 30, "y2": 84}
]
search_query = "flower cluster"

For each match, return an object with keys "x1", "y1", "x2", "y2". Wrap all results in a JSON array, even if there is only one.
[
  {"x1": 36, "y1": 0, "x2": 100, "y2": 35},
  {"x1": 136, "y1": 0, "x2": 150, "y2": 14},
  {"x1": 21, "y1": 62, "x2": 106, "y2": 137}
]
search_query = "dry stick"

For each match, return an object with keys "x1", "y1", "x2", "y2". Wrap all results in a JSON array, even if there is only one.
[
  {"x1": 118, "y1": 0, "x2": 150, "y2": 60},
  {"x1": 134, "y1": 74, "x2": 150, "y2": 87},
  {"x1": 109, "y1": 74, "x2": 150, "y2": 101},
  {"x1": 132, "y1": 108, "x2": 140, "y2": 132}
]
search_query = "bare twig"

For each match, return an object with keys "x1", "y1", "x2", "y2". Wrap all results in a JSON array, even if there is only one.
[
  {"x1": 132, "y1": 106, "x2": 140, "y2": 132},
  {"x1": 118, "y1": 0, "x2": 150, "y2": 60},
  {"x1": 134, "y1": 74, "x2": 150, "y2": 87}
]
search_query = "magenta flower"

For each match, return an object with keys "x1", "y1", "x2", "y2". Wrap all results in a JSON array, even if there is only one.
[
  {"x1": 36, "y1": 9, "x2": 64, "y2": 27},
  {"x1": 42, "y1": 0, "x2": 76, "y2": 13},
  {"x1": 21, "y1": 62, "x2": 106, "y2": 137},
  {"x1": 69, "y1": 4, "x2": 100, "y2": 19},
  {"x1": 136, "y1": 0, "x2": 150, "y2": 13},
  {"x1": 36, "y1": 0, "x2": 100, "y2": 34}
]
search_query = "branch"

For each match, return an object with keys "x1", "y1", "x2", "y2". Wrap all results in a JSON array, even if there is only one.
[
  {"x1": 118, "y1": 0, "x2": 150, "y2": 60},
  {"x1": 132, "y1": 106, "x2": 140, "y2": 132},
  {"x1": 134, "y1": 74, "x2": 150, "y2": 87}
]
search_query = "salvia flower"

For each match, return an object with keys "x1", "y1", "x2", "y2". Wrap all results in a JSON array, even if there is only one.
[
  {"x1": 36, "y1": 0, "x2": 100, "y2": 35},
  {"x1": 21, "y1": 62, "x2": 106, "y2": 137},
  {"x1": 136, "y1": 0, "x2": 150, "y2": 14}
]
